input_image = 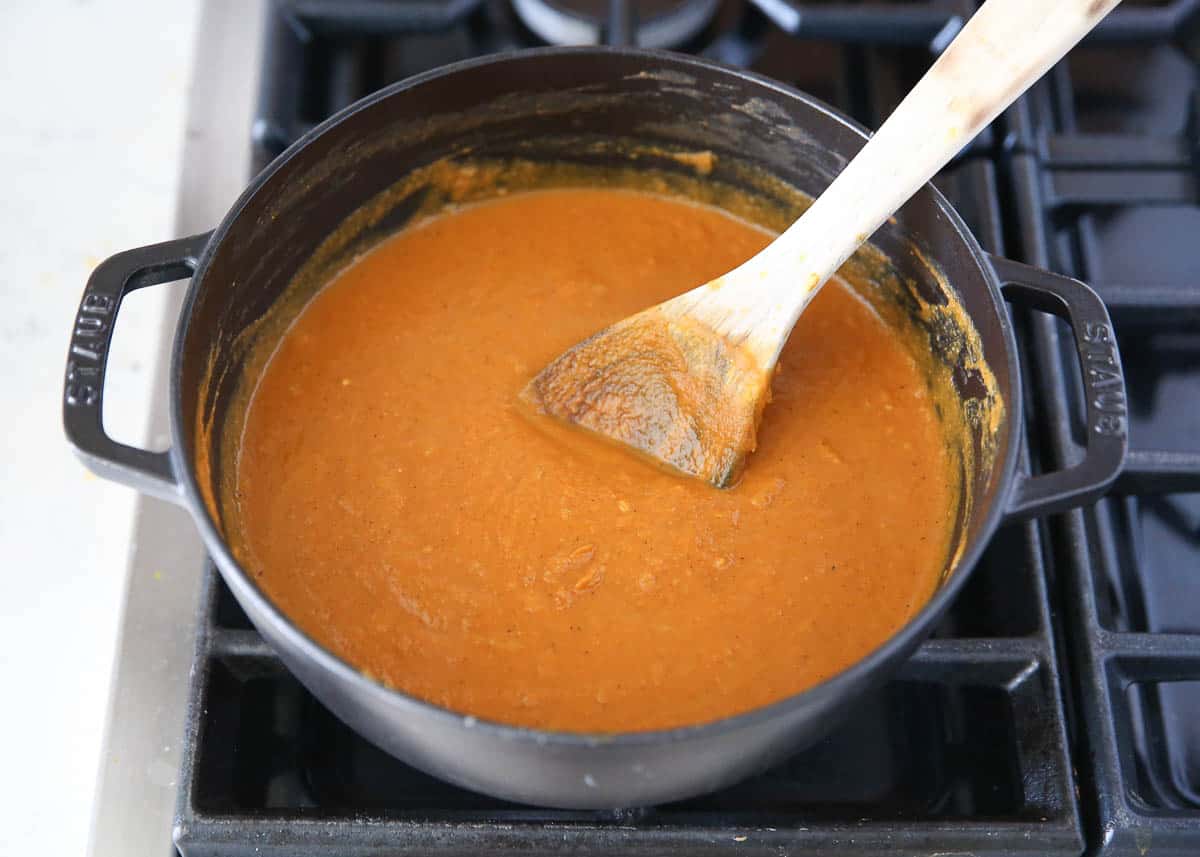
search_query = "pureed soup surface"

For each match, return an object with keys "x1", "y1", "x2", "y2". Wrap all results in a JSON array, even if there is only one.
[{"x1": 236, "y1": 188, "x2": 956, "y2": 733}]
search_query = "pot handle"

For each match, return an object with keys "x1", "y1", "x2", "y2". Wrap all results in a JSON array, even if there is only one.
[
  {"x1": 989, "y1": 255, "x2": 1128, "y2": 520},
  {"x1": 62, "y1": 232, "x2": 212, "y2": 504}
]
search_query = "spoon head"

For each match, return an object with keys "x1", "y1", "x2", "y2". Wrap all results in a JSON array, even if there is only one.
[{"x1": 521, "y1": 307, "x2": 770, "y2": 489}]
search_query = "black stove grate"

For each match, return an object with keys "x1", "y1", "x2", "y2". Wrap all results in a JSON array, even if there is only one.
[
  {"x1": 176, "y1": 523, "x2": 1081, "y2": 857},
  {"x1": 174, "y1": 2, "x2": 1199, "y2": 855},
  {"x1": 1006, "y1": 19, "x2": 1200, "y2": 852}
]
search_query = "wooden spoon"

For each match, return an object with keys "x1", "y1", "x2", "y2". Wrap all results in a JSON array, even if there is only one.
[{"x1": 523, "y1": 0, "x2": 1122, "y2": 488}]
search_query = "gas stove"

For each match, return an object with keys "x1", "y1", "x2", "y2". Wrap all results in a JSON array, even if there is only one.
[{"x1": 88, "y1": 2, "x2": 1200, "y2": 855}]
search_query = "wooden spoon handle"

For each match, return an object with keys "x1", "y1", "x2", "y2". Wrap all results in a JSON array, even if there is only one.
[{"x1": 728, "y1": 0, "x2": 1121, "y2": 363}]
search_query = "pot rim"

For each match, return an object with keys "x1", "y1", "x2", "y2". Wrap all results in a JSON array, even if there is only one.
[{"x1": 170, "y1": 45, "x2": 1024, "y2": 749}]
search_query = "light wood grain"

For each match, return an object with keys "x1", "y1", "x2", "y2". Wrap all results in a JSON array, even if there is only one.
[
  {"x1": 526, "y1": 0, "x2": 1121, "y2": 486},
  {"x1": 661, "y1": 0, "x2": 1122, "y2": 370}
]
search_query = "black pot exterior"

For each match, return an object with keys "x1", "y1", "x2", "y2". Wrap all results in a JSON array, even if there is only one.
[
  {"x1": 64, "y1": 48, "x2": 1126, "y2": 809},
  {"x1": 221, "y1": 554, "x2": 907, "y2": 808}
]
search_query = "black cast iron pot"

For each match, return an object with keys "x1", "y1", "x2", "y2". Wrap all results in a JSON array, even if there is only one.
[{"x1": 62, "y1": 48, "x2": 1128, "y2": 809}]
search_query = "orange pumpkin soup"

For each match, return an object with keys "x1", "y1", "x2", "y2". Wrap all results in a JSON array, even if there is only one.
[{"x1": 234, "y1": 188, "x2": 955, "y2": 733}]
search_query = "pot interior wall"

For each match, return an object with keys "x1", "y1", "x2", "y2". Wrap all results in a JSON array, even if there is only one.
[{"x1": 180, "y1": 51, "x2": 1012, "y2": 598}]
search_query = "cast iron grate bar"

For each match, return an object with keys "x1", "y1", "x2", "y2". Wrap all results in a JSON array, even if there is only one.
[
  {"x1": 176, "y1": 818, "x2": 1083, "y2": 857},
  {"x1": 746, "y1": 0, "x2": 966, "y2": 48},
  {"x1": 1090, "y1": 0, "x2": 1200, "y2": 43},
  {"x1": 1052, "y1": 511, "x2": 1200, "y2": 853},
  {"x1": 604, "y1": 0, "x2": 636, "y2": 48},
  {"x1": 1007, "y1": 114, "x2": 1200, "y2": 854},
  {"x1": 1093, "y1": 286, "x2": 1200, "y2": 323},
  {"x1": 1108, "y1": 634, "x2": 1200, "y2": 679},
  {"x1": 1039, "y1": 170, "x2": 1197, "y2": 207},
  {"x1": 285, "y1": 0, "x2": 488, "y2": 35},
  {"x1": 1040, "y1": 134, "x2": 1196, "y2": 170},
  {"x1": 1007, "y1": 28, "x2": 1200, "y2": 178},
  {"x1": 1036, "y1": 168, "x2": 1195, "y2": 206},
  {"x1": 743, "y1": 0, "x2": 1200, "y2": 47},
  {"x1": 1118, "y1": 449, "x2": 1200, "y2": 494}
]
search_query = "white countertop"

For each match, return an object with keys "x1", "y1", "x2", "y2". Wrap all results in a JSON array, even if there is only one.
[{"x1": 0, "y1": 2, "x2": 202, "y2": 853}]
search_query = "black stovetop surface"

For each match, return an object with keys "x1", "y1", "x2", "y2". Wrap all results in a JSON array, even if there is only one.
[{"x1": 173, "y1": 2, "x2": 1200, "y2": 855}]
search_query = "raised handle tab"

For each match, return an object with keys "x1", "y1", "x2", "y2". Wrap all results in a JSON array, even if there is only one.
[
  {"x1": 62, "y1": 232, "x2": 211, "y2": 503},
  {"x1": 990, "y1": 255, "x2": 1128, "y2": 520}
]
